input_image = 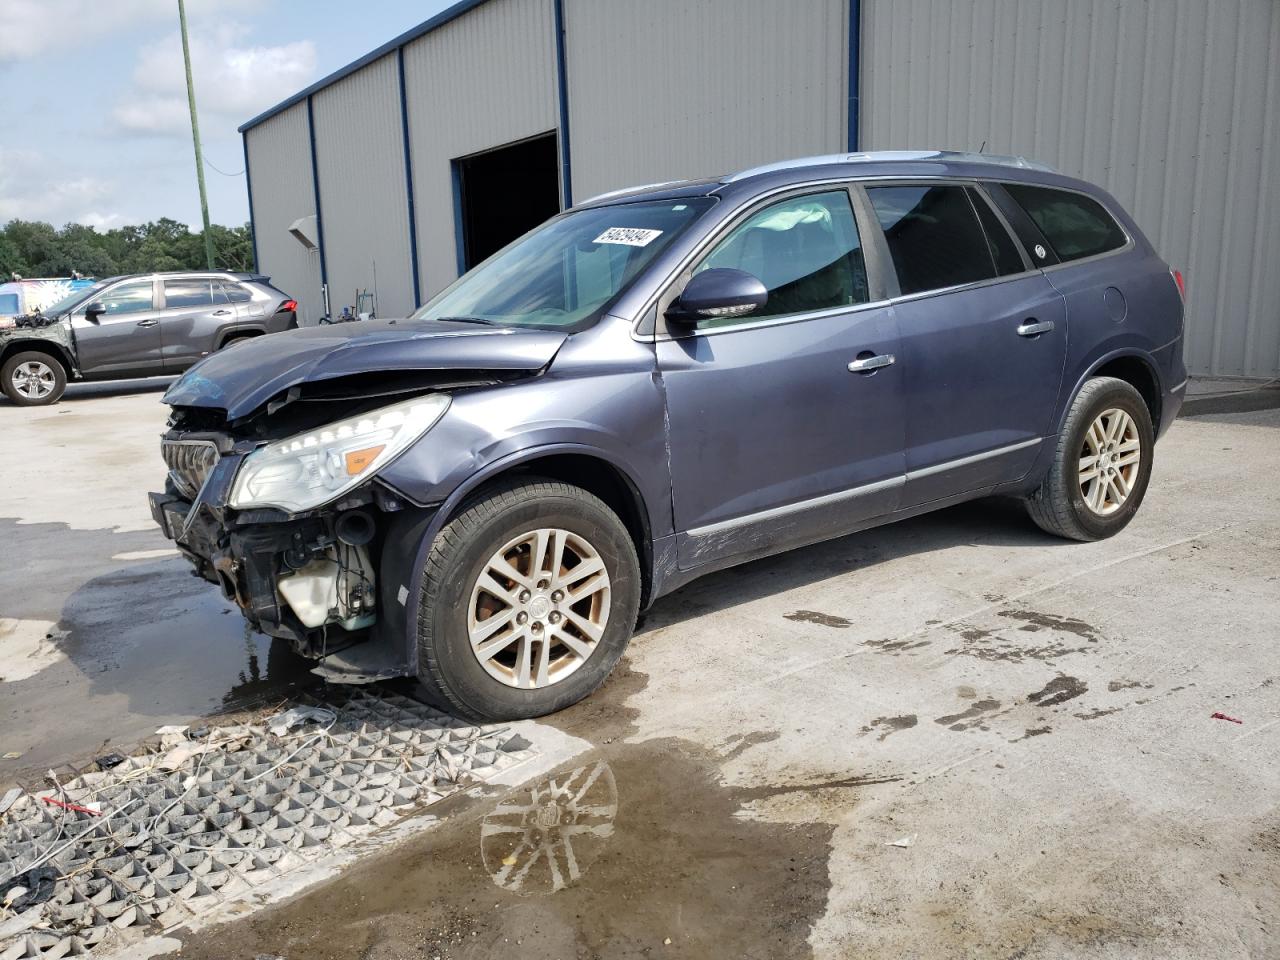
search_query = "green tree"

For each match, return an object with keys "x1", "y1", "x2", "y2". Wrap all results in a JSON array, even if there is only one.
[{"x1": 0, "y1": 217, "x2": 254, "y2": 279}]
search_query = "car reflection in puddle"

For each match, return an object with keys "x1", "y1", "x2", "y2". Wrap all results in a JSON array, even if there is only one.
[{"x1": 481, "y1": 759, "x2": 617, "y2": 894}]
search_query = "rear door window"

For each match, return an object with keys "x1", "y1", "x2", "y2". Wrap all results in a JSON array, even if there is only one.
[
  {"x1": 164, "y1": 279, "x2": 215, "y2": 309},
  {"x1": 694, "y1": 189, "x2": 869, "y2": 327},
  {"x1": 865, "y1": 184, "x2": 997, "y2": 296},
  {"x1": 1003, "y1": 184, "x2": 1127, "y2": 262}
]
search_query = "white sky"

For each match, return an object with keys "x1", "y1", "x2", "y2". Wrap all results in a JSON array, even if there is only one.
[{"x1": 0, "y1": 0, "x2": 453, "y2": 230}]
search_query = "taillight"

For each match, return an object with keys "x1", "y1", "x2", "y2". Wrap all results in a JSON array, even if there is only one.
[
  {"x1": 1171, "y1": 269, "x2": 1185, "y2": 301},
  {"x1": 277, "y1": 299, "x2": 298, "y2": 313}
]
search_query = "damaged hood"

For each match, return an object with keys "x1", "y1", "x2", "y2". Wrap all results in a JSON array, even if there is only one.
[{"x1": 163, "y1": 318, "x2": 568, "y2": 419}]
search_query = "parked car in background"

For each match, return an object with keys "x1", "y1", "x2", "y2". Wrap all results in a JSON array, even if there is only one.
[
  {"x1": 150, "y1": 151, "x2": 1186, "y2": 722},
  {"x1": 0, "y1": 276, "x2": 98, "y2": 321},
  {"x1": 0, "y1": 271, "x2": 298, "y2": 405}
]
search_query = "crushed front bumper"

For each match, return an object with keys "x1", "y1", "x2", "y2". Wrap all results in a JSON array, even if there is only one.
[{"x1": 150, "y1": 448, "x2": 349, "y2": 649}]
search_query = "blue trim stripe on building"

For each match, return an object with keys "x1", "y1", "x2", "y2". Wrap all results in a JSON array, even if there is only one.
[
  {"x1": 306, "y1": 96, "x2": 328, "y2": 295},
  {"x1": 450, "y1": 160, "x2": 468, "y2": 277},
  {"x1": 397, "y1": 47, "x2": 423, "y2": 308},
  {"x1": 552, "y1": 0, "x2": 573, "y2": 207},
  {"x1": 847, "y1": 0, "x2": 861, "y2": 152},
  {"x1": 239, "y1": 0, "x2": 492, "y2": 133},
  {"x1": 241, "y1": 132, "x2": 259, "y2": 272}
]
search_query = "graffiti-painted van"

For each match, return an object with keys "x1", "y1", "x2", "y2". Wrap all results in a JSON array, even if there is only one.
[{"x1": 0, "y1": 277, "x2": 98, "y2": 322}]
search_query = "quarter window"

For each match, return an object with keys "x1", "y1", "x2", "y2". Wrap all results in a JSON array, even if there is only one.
[
  {"x1": 1003, "y1": 184, "x2": 1127, "y2": 262},
  {"x1": 164, "y1": 279, "x2": 215, "y2": 309},
  {"x1": 216, "y1": 281, "x2": 252, "y2": 303},
  {"x1": 95, "y1": 280, "x2": 155, "y2": 315},
  {"x1": 694, "y1": 190, "x2": 868, "y2": 327},
  {"x1": 969, "y1": 188, "x2": 1026, "y2": 276},
  {"x1": 866, "y1": 185, "x2": 997, "y2": 296}
]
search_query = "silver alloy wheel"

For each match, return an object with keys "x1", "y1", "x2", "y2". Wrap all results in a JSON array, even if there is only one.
[
  {"x1": 1078, "y1": 406, "x2": 1141, "y2": 516},
  {"x1": 11, "y1": 360, "x2": 56, "y2": 400},
  {"x1": 468, "y1": 527, "x2": 611, "y2": 689}
]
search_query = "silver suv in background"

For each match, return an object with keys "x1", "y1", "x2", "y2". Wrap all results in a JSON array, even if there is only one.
[{"x1": 0, "y1": 272, "x2": 298, "y2": 406}]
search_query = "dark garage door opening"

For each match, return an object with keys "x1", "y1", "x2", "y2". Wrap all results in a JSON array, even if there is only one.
[{"x1": 454, "y1": 132, "x2": 560, "y2": 271}]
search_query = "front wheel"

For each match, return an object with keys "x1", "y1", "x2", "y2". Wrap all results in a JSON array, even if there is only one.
[
  {"x1": 1, "y1": 351, "x2": 67, "y2": 406},
  {"x1": 1025, "y1": 376, "x2": 1155, "y2": 541},
  {"x1": 416, "y1": 478, "x2": 641, "y2": 722}
]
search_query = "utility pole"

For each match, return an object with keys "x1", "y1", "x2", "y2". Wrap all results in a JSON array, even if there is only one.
[{"x1": 179, "y1": 0, "x2": 216, "y2": 269}]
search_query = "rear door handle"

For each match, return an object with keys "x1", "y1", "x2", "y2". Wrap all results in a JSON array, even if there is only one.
[
  {"x1": 212, "y1": 309, "x2": 232, "y2": 316},
  {"x1": 1016, "y1": 319, "x2": 1055, "y2": 337},
  {"x1": 848, "y1": 353, "x2": 896, "y2": 373},
  {"x1": 136, "y1": 318, "x2": 158, "y2": 327}
]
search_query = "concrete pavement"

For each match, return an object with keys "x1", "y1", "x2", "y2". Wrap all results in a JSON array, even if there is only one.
[{"x1": 1, "y1": 382, "x2": 1277, "y2": 958}]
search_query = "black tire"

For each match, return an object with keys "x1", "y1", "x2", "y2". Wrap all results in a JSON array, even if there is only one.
[
  {"x1": 416, "y1": 477, "x2": 641, "y2": 722},
  {"x1": 1025, "y1": 376, "x2": 1155, "y2": 541},
  {"x1": 219, "y1": 333, "x2": 257, "y2": 350},
  {"x1": 1, "y1": 350, "x2": 67, "y2": 406}
]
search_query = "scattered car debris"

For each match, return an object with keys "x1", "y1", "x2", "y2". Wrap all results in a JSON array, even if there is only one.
[
  {"x1": 39, "y1": 797, "x2": 100, "y2": 816},
  {"x1": 886, "y1": 834, "x2": 918, "y2": 848},
  {"x1": 94, "y1": 753, "x2": 125, "y2": 771},
  {"x1": 0, "y1": 689, "x2": 535, "y2": 958},
  {"x1": 0, "y1": 754, "x2": 22, "y2": 761},
  {"x1": 0, "y1": 789, "x2": 21, "y2": 817},
  {"x1": 0, "y1": 866, "x2": 57, "y2": 912},
  {"x1": 266, "y1": 705, "x2": 336, "y2": 736},
  {"x1": 1210, "y1": 712, "x2": 1243, "y2": 724}
]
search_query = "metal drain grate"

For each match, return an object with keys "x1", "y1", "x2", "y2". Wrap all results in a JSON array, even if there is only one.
[{"x1": 0, "y1": 689, "x2": 535, "y2": 958}]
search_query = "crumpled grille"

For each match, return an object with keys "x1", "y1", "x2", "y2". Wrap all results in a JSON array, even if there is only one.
[{"x1": 162, "y1": 439, "x2": 220, "y2": 500}]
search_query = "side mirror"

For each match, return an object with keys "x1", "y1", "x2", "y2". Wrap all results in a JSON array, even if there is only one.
[
  {"x1": 666, "y1": 268, "x2": 768, "y2": 326},
  {"x1": 84, "y1": 302, "x2": 105, "y2": 321}
]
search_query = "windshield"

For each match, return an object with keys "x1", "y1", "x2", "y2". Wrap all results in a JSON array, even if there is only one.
[
  {"x1": 44, "y1": 279, "x2": 111, "y2": 316},
  {"x1": 412, "y1": 198, "x2": 716, "y2": 331}
]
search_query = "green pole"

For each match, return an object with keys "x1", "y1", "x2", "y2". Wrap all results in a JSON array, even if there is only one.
[{"x1": 179, "y1": 0, "x2": 216, "y2": 269}]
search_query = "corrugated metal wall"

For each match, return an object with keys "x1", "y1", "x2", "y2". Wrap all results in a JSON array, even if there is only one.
[
  {"x1": 564, "y1": 0, "x2": 849, "y2": 201},
  {"x1": 861, "y1": 0, "x2": 1280, "y2": 379},
  {"x1": 403, "y1": 0, "x2": 559, "y2": 297},
  {"x1": 311, "y1": 54, "x2": 416, "y2": 318},
  {"x1": 243, "y1": 103, "x2": 322, "y2": 325}
]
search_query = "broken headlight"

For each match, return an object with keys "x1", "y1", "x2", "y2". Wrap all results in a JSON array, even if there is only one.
[{"x1": 229, "y1": 394, "x2": 450, "y2": 513}]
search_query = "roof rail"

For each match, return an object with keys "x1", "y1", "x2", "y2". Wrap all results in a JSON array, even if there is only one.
[
  {"x1": 721, "y1": 150, "x2": 1057, "y2": 183},
  {"x1": 579, "y1": 179, "x2": 693, "y2": 205}
]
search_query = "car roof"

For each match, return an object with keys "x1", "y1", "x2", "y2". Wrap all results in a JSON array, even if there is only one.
[{"x1": 575, "y1": 150, "x2": 1100, "y2": 209}]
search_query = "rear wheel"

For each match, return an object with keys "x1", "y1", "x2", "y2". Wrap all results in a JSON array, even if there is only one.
[
  {"x1": 1, "y1": 351, "x2": 67, "y2": 406},
  {"x1": 416, "y1": 478, "x2": 641, "y2": 721},
  {"x1": 1025, "y1": 376, "x2": 1154, "y2": 541}
]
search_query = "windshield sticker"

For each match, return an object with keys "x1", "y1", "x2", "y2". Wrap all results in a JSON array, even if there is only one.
[{"x1": 593, "y1": 227, "x2": 663, "y2": 247}]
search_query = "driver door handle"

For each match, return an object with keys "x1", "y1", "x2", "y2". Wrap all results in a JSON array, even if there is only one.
[
  {"x1": 136, "y1": 318, "x2": 158, "y2": 327},
  {"x1": 848, "y1": 353, "x2": 896, "y2": 373},
  {"x1": 1016, "y1": 319, "x2": 1055, "y2": 337}
]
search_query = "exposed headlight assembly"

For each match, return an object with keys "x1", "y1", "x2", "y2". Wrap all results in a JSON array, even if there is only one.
[{"x1": 229, "y1": 394, "x2": 450, "y2": 513}]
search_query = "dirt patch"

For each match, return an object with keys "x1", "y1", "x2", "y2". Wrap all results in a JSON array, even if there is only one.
[
  {"x1": 859, "y1": 715, "x2": 918, "y2": 742},
  {"x1": 1108, "y1": 678, "x2": 1154, "y2": 692},
  {"x1": 721, "y1": 730, "x2": 781, "y2": 761},
  {"x1": 784, "y1": 610, "x2": 852, "y2": 628},
  {"x1": 163, "y1": 738, "x2": 837, "y2": 960},
  {"x1": 997, "y1": 609, "x2": 1100, "y2": 641},
  {"x1": 1028, "y1": 676, "x2": 1088, "y2": 707},
  {"x1": 550, "y1": 657, "x2": 648, "y2": 744},
  {"x1": 936, "y1": 699, "x2": 1002, "y2": 730}
]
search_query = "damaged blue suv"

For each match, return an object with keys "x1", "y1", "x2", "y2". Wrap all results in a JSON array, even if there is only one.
[{"x1": 150, "y1": 151, "x2": 1187, "y2": 721}]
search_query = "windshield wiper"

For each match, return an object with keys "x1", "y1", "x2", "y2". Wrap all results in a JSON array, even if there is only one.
[{"x1": 436, "y1": 315, "x2": 497, "y2": 326}]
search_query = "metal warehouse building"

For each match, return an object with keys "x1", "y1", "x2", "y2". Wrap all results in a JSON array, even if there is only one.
[{"x1": 240, "y1": 0, "x2": 1280, "y2": 378}]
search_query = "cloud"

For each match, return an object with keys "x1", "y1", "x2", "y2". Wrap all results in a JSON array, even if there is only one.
[
  {"x1": 112, "y1": 24, "x2": 316, "y2": 137},
  {"x1": 0, "y1": 0, "x2": 259, "y2": 63},
  {"x1": 0, "y1": 148, "x2": 122, "y2": 227}
]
